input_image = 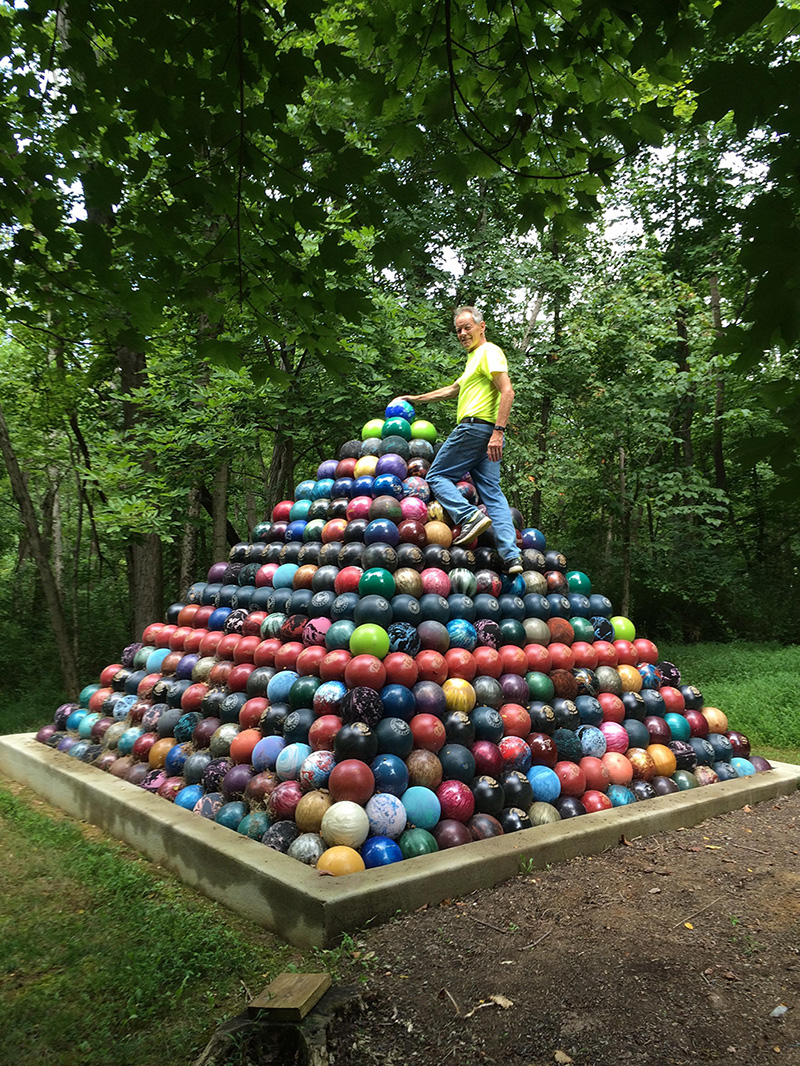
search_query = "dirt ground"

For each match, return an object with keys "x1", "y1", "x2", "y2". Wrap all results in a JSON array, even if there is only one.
[{"x1": 328, "y1": 790, "x2": 800, "y2": 1066}]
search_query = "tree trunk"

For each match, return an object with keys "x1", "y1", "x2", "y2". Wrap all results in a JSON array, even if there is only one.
[
  {"x1": 266, "y1": 431, "x2": 294, "y2": 515},
  {"x1": 212, "y1": 462, "x2": 230, "y2": 562},
  {"x1": 619, "y1": 446, "x2": 631, "y2": 616},
  {"x1": 708, "y1": 272, "x2": 727, "y2": 492},
  {"x1": 180, "y1": 483, "x2": 202, "y2": 595},
  {"x1": 0, "y1": 402, "x2": 80, "y2": 698},
  {"x1": 675, "y1": 311, "x2": 694, "y2": 467}
]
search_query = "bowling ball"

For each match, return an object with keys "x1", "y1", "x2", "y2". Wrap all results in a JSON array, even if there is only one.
[
  {"x1": 399, "y1": 827, "x2": 439, "y2": 858},
  {"x1": 579, "y1": 756, "x2": 610, "y2": 792},
  {"x1": 651, "y1": 774, "x2": 681, "y2": 795},
  {"x1": 553, "y1": 728, "x2": 583, "y2": 762},
  {"x1": 731, "y1": 756, "x2": 756, "y2": 777},
  {"x1": 334, "y1": 722, "x2": 378, "y2": 762},
  {"x1": 629, "y1": 779, "x2": 657, "y2": 801},
  {"x1": 341, "y1": 686, "x2": 383, "y2": 727},
  {"x1": 376, "y1": 717, "x2": 414, "y2": 757},
  {"x1": 436, "y1": 780, "x2": 475, "y2": 822},
  {"x1": 703, "y1": 707, "x2": 729, "y2": 734},
  {"x1": 438, "y1": 743, "x2": 476, "y2": 783},
  {"x1": 499, "y1": 735, "x2": 531, "y2": 773},
  {"x1": 528, "y1": 703, "x2": 556, "y2": 736},
  {"x1": 321, "y1": 800, "x2": 370, "y2": 847},
  {"x1": 623, "y1": 719, "x2": 650, "y2": 749},
  {"x1": 432, "y1": 819, "x2": 472, "y2": 849},
  {"x1": 648, "y1": 743, "x2": 677, "y2": 777},
  {"x1": 413, "y1": 679, "x2": 447, "y2": 716},
  {"x1": 671, "y1": 769, "x2": 700, "y2": 791},
  {"x1": 467, "y1": 813, "x2": 504, "y2": 840},
  {"x1": 443, "y1": 677, "x2": 476, "y2": 714},
  {"x1": 499, "y1": 770, "x2": 534, "y2": 810},
  {"x1": 410, "y1": 713, "x2": 446, "y2": 752},
  {"x1": 581, "y1": 790, "x2": 613, "y2": 813},
  {"x1": 527, "y1": 765, "x2": 561, "y2": 802},
  {"x1": 555, "y1": 761, "x2": 586, "y2": 796},
  {"x1": 471, "y1": 705, "x2": 504, "y2": 743},
  {"x1": 528, "y1": 801, "x2": 562, "y2": 825},
  {"x1": 329, "y1": 760, "x2": 375, "y2": 804},
  {"x1": 317, "y1": 845, "x2": 366, "y2": 875},
  {"x1": 365, "y1": 792, "x2": 408, "y2": 838},
  {"x1": 528, "y1": 732, "x2": 558, "y2": 768},
  {"x1": 470, "y1": 775, "x2": 505, "y2": 816},
  {"x1": 726, "y1": 730, "x2": 751, "y2": 758},
  {"x1": 750, "y1": 756, "x2": 771, "y2": 772},
  {"x1": 371, "y1": 753, "x2": 410, "y2": 796},
  {"x1": 626, "y1": 747, "x2": 656, "y2": 781},
  {"x1": 444, "y1": 710, "x2": 476, "y2": 746},
  {"x1": 473, "y1": 675, "x2": 503, "y2": 708},
  {"x1": 402, "y1": 785, "x2": 441, "y2": 829},
  {"x1": 669, "y1": 739, "x2": 698, "y2": 771},
  {"x1": 498, "y1": 807, "x2": 532, "y2": 832},
  {"x1": 470, "y1": 740, "x2": 503, "y2": 778},
  {"x1": 406, "y1": 749, "x2": 443, "y2": 789}
]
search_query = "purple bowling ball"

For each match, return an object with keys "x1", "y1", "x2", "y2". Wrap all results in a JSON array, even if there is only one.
[
  {"x1": 317, "y1": 459, "x2": 339, "y2": 479},
  {"x1": 57, "y1": 736, "x2": 78, "y2": 754},
  {"x1": 207, "y1": 561, "x2": 228, "y2": 583},
  {"x1": 750, "y1": 755, "x2": 772, "y2": 772},
  {"x1": 651, "y1": 775, "x2": 680, "y2": 796},
  {"x1": 175, "y1": 653, "x2": 199, "y2": 680},
  {"x1": 499, "y1": 673, "x2": 529, "y2": 704},
  {"x1": 413, "y1": 680, "x2": 447, "y2": 718},
  {"x1": 54, "y1": 703, "x2": 78, "y2": 730},
  {"x1": 36, "y1": 724, "x2": 57, "y2": 744},
  {"x1": 376, "y1": 453, "x2": 408, "y2": 479},
  {"x1": 222, "y1": 763, "x2": 256, "y2": 800}
]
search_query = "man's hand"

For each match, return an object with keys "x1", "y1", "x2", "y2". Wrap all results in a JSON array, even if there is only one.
[{"x1": 488, "y1": 430, "x2": 504, "y2": 462}]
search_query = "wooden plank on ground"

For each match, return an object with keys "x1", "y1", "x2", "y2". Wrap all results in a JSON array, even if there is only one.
[{"x1": 247, "y1": 972, "x2": 332, "y2": 1020}]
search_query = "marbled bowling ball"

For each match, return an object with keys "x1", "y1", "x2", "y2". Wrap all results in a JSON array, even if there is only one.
[
  {"x1": 693, "y1": 766, "x2": 720, "y2": 787},
  {"x1": 468, "y1": 813, "x2": 504, "y2": 840},
  {"x1": 528, "y1": 801, "x2": 562, "y2": 825},
  {"x1": 387, "y1": 622, "x2": 420, "y2": 656},
  {"x1": 726, "y1": 730, "x2": 751, "y2": 758},
  {"x1": 406, "y1": 749, "x2": 443, "y2": 789},
  {"x1": 295, "y1": 790, "x2": 334, "y2": 834},
  {"x1": 436, "y1": 780, "x2": 475, "y2": 823},
  {"x1": 341, "y1": 686, "x2": 383, "y2": 728},
  {"x1": 365, "y1": 792, "x2": 407, "y2": 839},
  {"x1": 626, "y1": 747, "x2": 656, "y2": 781},
  {"x1": 244, "y1": 771, "x2": 280, "y2": 809},
  {"x1": 201, "y1": 757, "x2": 233, "y2": 793},
  {"x1": 432, "y1": 819, "x2": 472, "y2": 849},
  {"x1": 266, "y1": 780, "x2": 303, "y2": 822},
  {"x1": 671, "y1": 769, "x2": 699, "y2": 791},
  {"x1": 262, "y1": 820, "x2": 302, "y2": 853},
  {"x1": 669, "y1": 739, "x2": 698, "y2": 771},
  {"x1": 193, "y1": 791, "x2": 224, "y2": 820}
]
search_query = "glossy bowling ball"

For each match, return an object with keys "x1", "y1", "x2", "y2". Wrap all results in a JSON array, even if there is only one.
[
  {"x1": 328, "y1": 760, "x2": 375, "y2": 804},
  {"x1": 629, "y1": 779, "x2": 657, "y2": 801},
  {"x1": 438, "y1": 743, "x2": 476, "y2": 783},
  {"x1": 375, "y1": 717, "x2": 414, "y2": 758},
  {"x1": 399, "y1": 827, "x2": 439, "y2": 858},
  {"x1": 436, "y1": 780, "x2": 475, "y2": 822},
  {"x1": 334, "y1": 722, "x2": 378, "y2": 762},
  {"x1": 553, "y1": 796, "x2": 586, "y2": 819},
  {"x1": 432, "y1": 819, "x2": 473, "y2": 849},
  {"x1": 467, "y1": 813, "x2": 504, "y2": 840},
  {"x1": 528, "y1": 801, "x2": 562, "y2": 825},
  {"x1": 651, "y1": 774, "x2": 680, "y2": 795},
  {"x1": 499, "y1": 770, "x2": 534, "y2": 810}
]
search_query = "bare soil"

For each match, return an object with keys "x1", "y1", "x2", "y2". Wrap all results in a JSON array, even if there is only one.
[{"x1": 329, "y1": 791, "x2": 800, "y2": 1066}]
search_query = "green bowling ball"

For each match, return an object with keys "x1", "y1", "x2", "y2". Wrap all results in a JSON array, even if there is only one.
[
  {"x1": 362, "y1": 418, "x2": 384, "y2": 440},
  {"x1": 570, "y1": 617, "x2": 596, "y2": 642},
  {"x1": 672, "y1": 769, "x2": 700, "y2": 791},
  {"x1": 566, "y1": 571, "x2": 592, "y2": 595},
  {"x1": 350, "y1": 623, "x2": 390, "y2": 658},
  {"x1": 382, "y1": 416, "x2": 412, "y2": 440},
  {"x1": 326, "y1": 619, "x2": 356, "y2": 650},
  {"x1": 527, "y1": 671, "x2": 555, "y2": 701},
  {"x1": 359, "y1": 568, "x2": 397, "y2": 598},
  {"x1": 290, "y1": 675, "x2": 322, "y2": 709},
  {"x1": 410, "y1": 420, "x2": 437, "y2": 442},
  {"x1": 665, "y1": 712, "x2": 691, "y2": 742},
  {"x1": 498, "y1": 617, "x2": 526, "y2": 647},
  {"x1": 610, "y1": 615, "x2": 636, "y2": 641},
  {"x1": 399, "y1": 827, "x2": 439, "y2": 858}
]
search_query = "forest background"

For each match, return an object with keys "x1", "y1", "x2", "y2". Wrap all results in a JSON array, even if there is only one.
[{"x1": 0, "y1": 0, "x2": 798, "y2": 706}]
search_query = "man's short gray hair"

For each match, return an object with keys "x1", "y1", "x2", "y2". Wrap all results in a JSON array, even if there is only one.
[{"x1": 453, "y1": 306, "x2": 484, "y2": 327}]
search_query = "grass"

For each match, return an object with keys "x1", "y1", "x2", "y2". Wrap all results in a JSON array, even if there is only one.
[
  {"x1": 659, "y1": 642, "x2": 800, "y2": 761},
  {"x1": 0, "y1": 783, "x2": 305, "y2": 1066}
]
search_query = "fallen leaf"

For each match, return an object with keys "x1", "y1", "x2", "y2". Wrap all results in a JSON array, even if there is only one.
[
  {"x1": 620, "y1": 835, "x2": 634, "y2": 847},
  {"x1": 771, "y1": 1005, "x2": 789, "y2": 1019},
  {"x1": 491, "y1": 994, "x2": 514, "y2": 1009},
  {"x1": 555, "y1": 1052, "x2": 574, "y2": 1064},
  {"x1": 684, "y1": 922, "x2": 694, "y2": 930},
  {"x1": 649, "y1": 887, "x2": 661, "y2": 895},
  {"x1": 705, "y1": 845, "x2": 722, "y2": 850}
]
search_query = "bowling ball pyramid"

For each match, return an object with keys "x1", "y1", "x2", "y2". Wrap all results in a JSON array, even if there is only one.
[{"x1": 34, "y1": 398, "x2": 771, "y2": 875}]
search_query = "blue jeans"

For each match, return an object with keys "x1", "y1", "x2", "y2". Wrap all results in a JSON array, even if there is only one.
[{"x1": 426, "y1": 422, "x2": 518, "y2": 563}]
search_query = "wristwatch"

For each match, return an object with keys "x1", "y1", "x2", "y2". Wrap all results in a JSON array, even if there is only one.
[{"x1": 493, "y1": 425, "x2": 505, "y2": 432}]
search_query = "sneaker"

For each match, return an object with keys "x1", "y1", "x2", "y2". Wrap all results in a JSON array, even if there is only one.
[
  {"x1": 503, "y1": 556, "x2": 523, "y2": 575},
  {"x1": 452, "y1": 510, "x2": 492, "y2": 546}
]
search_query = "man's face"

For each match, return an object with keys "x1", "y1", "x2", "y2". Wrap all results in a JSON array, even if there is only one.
[{"x1": 455, "y1": 312, "x2": 486, "y2": 353}]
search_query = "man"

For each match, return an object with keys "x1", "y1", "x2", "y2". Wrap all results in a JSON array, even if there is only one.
[{"x1": 399, "y1": 306, "x2": 522, "y2": 575}]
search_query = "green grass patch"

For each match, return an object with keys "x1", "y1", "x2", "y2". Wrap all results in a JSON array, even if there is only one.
[
  {"x1": 660, "y1": 642, "x2": 800, "y2": 757},
  {"x1": 0, "y1": 785, "x2": 304, "y2": 1066}
]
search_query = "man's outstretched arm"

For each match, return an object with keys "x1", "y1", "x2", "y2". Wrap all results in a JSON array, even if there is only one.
[{"x1": 398, "y1": 382, "x2": 460, "y2": 404}]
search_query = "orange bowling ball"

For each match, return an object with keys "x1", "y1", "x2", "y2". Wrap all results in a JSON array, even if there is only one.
[
  {"x1": 647, "y1": 743, "x2": 677, "y2": 778},
  {"x1": 602, "y1": 751, "x2": 633, "y2": 785},
  {"x1": 317, "y1": 846, "x2": 366, "y2": 876},
  {"x1": 148, "y1": 737, "x2": 175, "y2": 769},
  {"x1": 424, "y1": 520, "x2": 453, "y2": 547},
  {"x1": 703, "y1": 707, "x2": 729, "y2": 734},
  {"x1": 617, "y1": 663, "x2": 643, "y2": 693}
]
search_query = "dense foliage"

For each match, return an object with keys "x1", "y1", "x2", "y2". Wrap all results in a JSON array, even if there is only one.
[{"x1": 0, "y1": 0, "x2": 798, "y2": 698}]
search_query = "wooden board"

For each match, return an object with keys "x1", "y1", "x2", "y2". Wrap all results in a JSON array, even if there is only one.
[{"x1": 247, "y1": 972, "x2": 332, "y2": 1020}]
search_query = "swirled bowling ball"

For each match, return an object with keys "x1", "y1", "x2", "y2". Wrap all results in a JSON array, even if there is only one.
[
  {"x1": 605, "y1": 784, "x2": 635, "y2": 806},
  {"x1": 669, "y1": 739, "x2": 698, "y2": 771},
  {"x1": 406, "y1": 749, "x2": 443, "y2": 789},
  {"x1": 263, "y1": 820, "x2": 301, "y2": 853},
  {"x1": 399, "y1": 827, "x2": 439, "y2": 858},
  {"x1": 626, "y1": 747, "x2": 656, "y2": 781},
  {"x1": 528, "y1": 800, "x2": 562, "y2": 825},
  {"x1": 436, "y1": 780, "x2": 475, "y2": 822},
  {"x1": 526, "y1": 765, "x2": 561, "y2": 802},
  {"x1": 647, "y1": 743, "x2": 677, "y2": 777},
  {"x1": 365, "y1": 792, "x2": 407, "y2": 838},
  {"x1": 468, "y1": 813, "x2": 504, "y2": 840},
  {"x1": 268, "y1": 780, "x2": 304, "y2": 821}
]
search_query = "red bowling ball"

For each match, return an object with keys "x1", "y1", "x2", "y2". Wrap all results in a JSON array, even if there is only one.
[
  {"x1": 579, "y1": 756, "x2": 610, "y2": 792},
  {"x1": 239, "y1": 697, "x2": 268, "y2": 729},
  {"x1": 660, "y1": 686, "x2": 686, "y2": 714},
  {"x1": 524, "y1": 644, "x2": 552, "y2": 673},
  {"x1": 216, "y1": 633, "x2": 242, "y2": 661},
  {"x1": 499, "y1": 703, "x2": 531, "y2": 738},
  {"x1": 548, "y1": 642, "x2": 575, "y2": 672},
  {"x1": 598, "y1": 693, "x2": 625, "y2": 724},
  {"x1": 344, "y1": 654, "x2": 386, "y2": 690},
  {"x1": 581, "y1": 790, "x2": 613, "y2": 813},
  {"x1": 415, "y1": 650, "x2": 448, "y2": 684},
  {"x1": 296, "y1": 646, "x2": 327, "y2": 675},
  {"x1": 444, "y1": 648, "x2": 477, "y2": 680},
  {"x1": 254, "y1": 638, "x2": 281, "y2": 667},
  {"x1": 227, "y1": 663, "x2": 256, "y2": 692},
  {"x1": 684, "y1": 709, "x2": 709, "y2": 738},
  {"x1": 593, "y1": 640, "x2": 618, "y2": 667},
  {"x1": 472, "y1": 647, "x2": 503, "y2": 678},
  {"x1": 436, "y1": 780, "x2": 476, "y2": 823},
  {"x1": 527, "y1": 732, "x2": 558, "y2": 768},
  {"x1": 319, "y1": 650, "x2": 352, "y2": 681},
  {"x1": 633, "y1": 638, "x2": 659, "y2": 664},
  {"x1": 555, "y1": 760, "x2": 587, "y2": 797},
  {"x1": 242, "y1": 611, "x2": 268, "y2": 636},
  {"x1": 383, "y1": 652, "x2": 419, "y2": 687},
  {"x1": 308, "y1": 715, "x2": 343, "y2": 750},
  {"x1": 470, "y1": 740, "x2": 504, "y2": 778},
  {"x1": 233, "y1": 635, "x2": 262, "y2": 664},
  {"x1": 613, "y1": 640, "x2": 638, "y2": 665},
  {"x1": 409, "y1": 714, "x2": 447, "y2": 752},
  {"x1": 334, "y1": 566, "x2": 363, "y2": 594},
  {"x1": 571, "y1": 641, "x2": 598, "y2": 669},
  {"x1": 498, "y1": 646, "x2": 527, "y2": 676},
  {"x1": 329, "y1": 760, "x2": 375, "y2": 805}
]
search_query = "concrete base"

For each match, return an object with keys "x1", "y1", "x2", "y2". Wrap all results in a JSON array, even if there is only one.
[{"x1": 1, "y1": 732, "x2": 798, "y2": 948}]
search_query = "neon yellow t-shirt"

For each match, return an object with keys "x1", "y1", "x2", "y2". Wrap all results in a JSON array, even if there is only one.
[{"x1": 456, "y1": 341, "x2": 508, "y2": 423}]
